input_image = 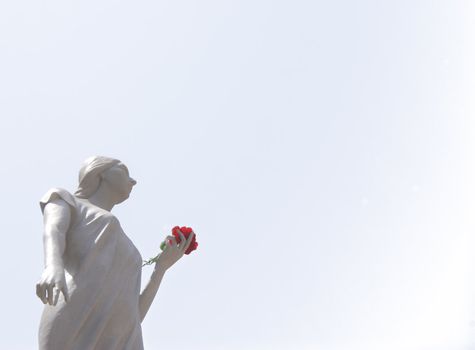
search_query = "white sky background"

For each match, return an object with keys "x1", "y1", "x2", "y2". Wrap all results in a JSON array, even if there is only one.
[{"x1": 0, "y1": 1, "x2": 474, "y2": 349}]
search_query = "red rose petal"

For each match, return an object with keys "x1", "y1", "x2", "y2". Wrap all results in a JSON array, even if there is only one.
[{"x1": 182, "y1": 227, "x2": 192, "y2": 234}]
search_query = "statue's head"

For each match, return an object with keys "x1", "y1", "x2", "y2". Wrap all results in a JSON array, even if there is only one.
[{"x1": 74, "y1": 156, "x2": 137, "y2": 202}]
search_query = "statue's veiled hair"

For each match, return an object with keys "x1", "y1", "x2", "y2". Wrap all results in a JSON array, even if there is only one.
[{"x1": 74, "y1": 156, "x2": 121, "y2": 198}]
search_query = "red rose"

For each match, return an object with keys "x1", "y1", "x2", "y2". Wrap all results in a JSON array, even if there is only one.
[{"x1": 160, "y1": 226, "x2": 198, "y2": 255}]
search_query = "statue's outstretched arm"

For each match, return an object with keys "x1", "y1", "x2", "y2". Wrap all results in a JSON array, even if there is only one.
[
  {"x1": 36, "y1": 199, "x2": 71, "y2": 306},
  {"x1": 139, "y1": 231, "x2": 195, "y2": 322}
]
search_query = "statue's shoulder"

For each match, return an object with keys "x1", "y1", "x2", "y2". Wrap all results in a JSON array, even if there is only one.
[{"x1": 39, "y1": 187, "x2": 77, "y2": 213}]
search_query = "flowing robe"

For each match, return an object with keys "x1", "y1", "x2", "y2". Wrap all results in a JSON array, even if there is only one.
[{"x1": 38, "y1": 188, "x2": 144, "y2": 350}]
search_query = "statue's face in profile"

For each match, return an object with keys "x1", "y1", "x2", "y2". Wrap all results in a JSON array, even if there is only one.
[{"x1": 102, "y1": 163, "x2": 137, "y2": 203}]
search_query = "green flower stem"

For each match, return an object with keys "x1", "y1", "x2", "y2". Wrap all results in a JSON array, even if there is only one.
[{"x1": 142, "y1": 241, "x2": 167, "y2": 267}]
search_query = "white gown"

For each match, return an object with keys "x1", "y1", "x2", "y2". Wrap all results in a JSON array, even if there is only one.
[{"x1": 38, "y1": 188, "x2": 144, "y2": 350}]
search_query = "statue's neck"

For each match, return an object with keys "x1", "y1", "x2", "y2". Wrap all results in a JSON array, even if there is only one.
[{"x1": 86, "y1": 185, "x2": 117, "y2": 211}]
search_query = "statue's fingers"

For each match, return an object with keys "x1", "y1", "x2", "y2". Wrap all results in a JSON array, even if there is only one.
[
  {"x1": 184, "y1": 232, "x2": 195, "y2": 252},
  {"x1": 47, "y1": 284, "x2": 54, "y2": 305},
  {"x1": 36, "y1": 283, "x2": 41, "y2": 299},
  {"x1": 36, "y1": 283, "x2": 47, "y2": 304},
  {"x1": 40, "y1": 284, "x2": 48, "y2": 304},
  {"x1": 178, "y1": 232, "x2": 186, "y2": 251},
  {"x1": 53, "y1": 287, "x2": 60, "y2": 306},
  {"x1": 161, "y1": 236, "x2": 171, "y2": 251},
  {"x1": 169, "y1": 236, "x2": 178, "y2": 247}
]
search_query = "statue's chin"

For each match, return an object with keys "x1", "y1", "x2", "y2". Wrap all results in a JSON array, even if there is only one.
[{"x1": 115, "y1": 192, "x2": 130, "y2": 204}]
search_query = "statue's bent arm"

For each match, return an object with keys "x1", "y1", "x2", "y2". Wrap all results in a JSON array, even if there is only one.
[
  {"x1": 36, "y1": 198, "x2": 71, "y2": 306},
  {"x1": 139, "y1": 231, "x2": 194, "y2": 322}
]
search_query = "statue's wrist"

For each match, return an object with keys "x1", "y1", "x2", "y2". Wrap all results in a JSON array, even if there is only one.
[
  {"x1": 153, "y1": 262, "x2": 167, "y2": 274},
  {"x1": 45, "y1": 261, "x2": 64, "y2": 271}
]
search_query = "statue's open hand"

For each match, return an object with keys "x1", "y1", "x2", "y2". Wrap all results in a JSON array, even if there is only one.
[
  {"x1": 157, "y1": 230, "x2": 195, "y2": 271},
  {"x1": 36, "y1": 266, "x2": 69, "y2": 306}
]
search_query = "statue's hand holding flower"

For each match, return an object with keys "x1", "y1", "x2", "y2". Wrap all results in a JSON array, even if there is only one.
[
  {"x1": 161, "y1": 226, "x2": 198, "y2": 255},
  {"x1": 143, "y1": 226, "x2": 198, "y2": 270}
]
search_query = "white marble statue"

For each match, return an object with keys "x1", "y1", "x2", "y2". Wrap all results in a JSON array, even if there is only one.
[{"x1": 35, "y1": 156, "x2": 195, "y2": 350}]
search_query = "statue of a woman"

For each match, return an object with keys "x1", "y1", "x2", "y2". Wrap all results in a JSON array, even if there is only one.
[{"x1": 35, "y1": 156, "x2": 194, "y2": 350}]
